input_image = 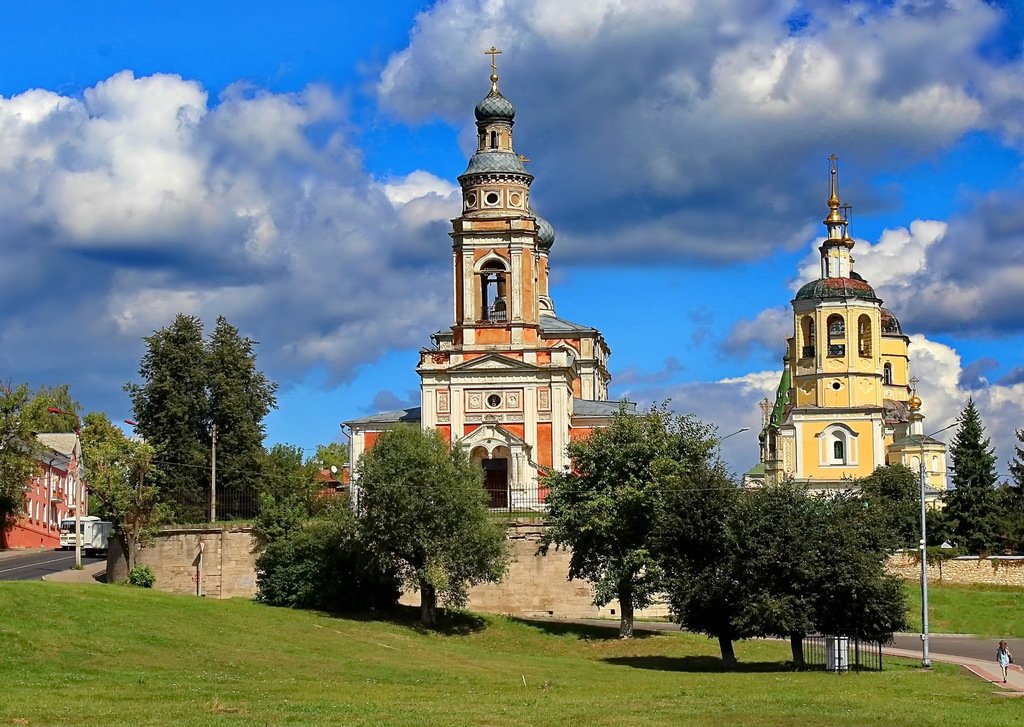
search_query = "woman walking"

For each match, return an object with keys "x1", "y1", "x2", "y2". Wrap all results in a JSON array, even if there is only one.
[{"x1": 996, "y1": 640, "x2": 1013, "y2": 683}]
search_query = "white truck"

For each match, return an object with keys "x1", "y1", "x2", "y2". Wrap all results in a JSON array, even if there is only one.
[{"x1": 59, "y1": 516, "x2": 113, "y2": 555}]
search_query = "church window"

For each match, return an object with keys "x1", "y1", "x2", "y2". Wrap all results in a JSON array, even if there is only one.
[
  {"x1": 801, "y1": 316, "x2": 815, "y2": 358},
  {"x1": 490, "y1": 130, "x2": 498, "y2": 149},
  {"x1": 484, "y1": 191, "x2": 500, "y2": 206},
  {"x1": 833, "y1": 438, "x2": 845, "y2": 462},
  {"x1": 465, "y1": 192, "x2": 477, "y2": 208},
  {"x1": 858, "y1": 315, "x2": 872, "y2": 357},
  {"x1": 827, "y1": 314, "x2": 845, "y2": 356},
  {"x1": 883, "y1": 363, "x2": 892, "y2": 385},
  {"x1": 486, "y1": 394, "x2": 502, "y2": 408}
]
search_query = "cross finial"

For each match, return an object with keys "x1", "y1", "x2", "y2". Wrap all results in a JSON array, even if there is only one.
[
  {"x1": 485, "y1": 46, "x2": 502, "y2": 87},
  {"x1": 910, "y1": 375, "x2": 920, "y2": 394}
]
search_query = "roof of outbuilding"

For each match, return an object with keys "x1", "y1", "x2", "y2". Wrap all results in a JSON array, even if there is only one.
[
  {"x1": 344, "y1": 407, "x2": 422, "y2": 426},
  {"x1": 573, "y1": 399, "x2": 636, "y2": 417}
]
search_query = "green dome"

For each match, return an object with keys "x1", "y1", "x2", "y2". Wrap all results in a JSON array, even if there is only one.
[
  {"x1": 795, "y1": 277, "x2": 877, "y2": 301},
  {"x1": 475, "y1": 89, "x2": 515, "y2": 122},
  {"x1": 535, "y1": 213, "x2": 555, "y2": 250}
]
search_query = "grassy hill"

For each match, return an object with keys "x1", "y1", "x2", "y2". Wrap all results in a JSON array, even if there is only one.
[
  {"x1": 0, "y1": 581, "x2": 1018, "y2": 726},
  {"x1": 904, "y1": 581, "x2": 1024, "y2": 637}
]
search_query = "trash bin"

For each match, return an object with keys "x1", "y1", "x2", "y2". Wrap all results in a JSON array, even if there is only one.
[{"x1": 825, "y1": 636, "x2": 850, "y2": 672}]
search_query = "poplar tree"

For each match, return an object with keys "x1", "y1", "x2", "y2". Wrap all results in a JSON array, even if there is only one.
[
  {"x1": 126, "y1": 314, "x2": 209, "y2": 522},
  {"x1": 125, "y1": 314, "x2": 277, "y2": 522},
  {"x1": 944, "y1": 399, "x2": 1001, "y2": 554},
  {"x1": 207, "y1": 316, "x2": 278, "y2": 519}
]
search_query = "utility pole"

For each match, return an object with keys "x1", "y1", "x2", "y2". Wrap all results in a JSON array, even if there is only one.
[{"x1": 210, "y1": 423, "x2": 217, "y2": 523}]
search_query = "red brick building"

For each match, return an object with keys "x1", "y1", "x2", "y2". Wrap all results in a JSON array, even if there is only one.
[{"x1": 3, "y1": 433, "x2": 86, "y2": 549}]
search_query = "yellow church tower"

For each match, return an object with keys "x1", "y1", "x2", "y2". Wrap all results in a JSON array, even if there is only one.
[{"x1": 750, "y1": 157, "x2": 946, "y2": 492}]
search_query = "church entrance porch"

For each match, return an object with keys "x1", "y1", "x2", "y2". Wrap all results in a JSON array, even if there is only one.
[{"x1": 481, "y1": 455, "x2": 509, "y2": 509}]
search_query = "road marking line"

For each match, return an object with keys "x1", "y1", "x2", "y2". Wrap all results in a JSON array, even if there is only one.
[{"x1": 0, "y1": 556, "x2": 72, "y2": 575}]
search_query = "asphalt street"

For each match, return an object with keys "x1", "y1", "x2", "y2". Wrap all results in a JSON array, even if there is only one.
[
  {"x1": 0, "y1": 548, "x2": 105, "y2": 581},
  {"x1": 563, "y1": 618, "x2": 1020, "y2": 663}
]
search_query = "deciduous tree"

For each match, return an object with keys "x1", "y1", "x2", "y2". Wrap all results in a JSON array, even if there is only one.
[
  {"x1": 542, "y1": 405, "x2": 718, "y2": 638},
  {"x1": 357, "y1": 425, "x2": 508, "y2": 626},
  {"x1": 858, "y1": 463, "x2": 919, "y2": 549},
  {"x1": 654, "y1": 457, "x2": 745, "y2": 666},
  {"x1": 0, "y1": 383, "x2": 40, "y2": 536},
  {"x1": 80, "y1": 412, "x2": 165, "y2": 570}
]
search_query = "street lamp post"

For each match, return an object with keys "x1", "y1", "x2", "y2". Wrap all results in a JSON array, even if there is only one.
[
  {"x1": 718, "y1": 427, "x2": 750, "y2": 444},
  {"x1": 48, "y1": 407, "x2": 82, "y2": 569},
  {"x1": 917, "y1": 420, "x2": 957, "y2": 669}
]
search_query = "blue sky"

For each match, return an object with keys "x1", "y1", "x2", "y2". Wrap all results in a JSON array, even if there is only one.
[{"x1": 1, "y1": 0, "x2": 1022, "y2": 476}]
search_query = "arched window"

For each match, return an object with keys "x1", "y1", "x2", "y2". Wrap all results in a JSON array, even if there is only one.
[
  {"x1": 883, "y1": 363, "x2": 893, "y2": 385},
  {"x1": 490, "y1": 130, "x2": 498, "y2": 149},
  {"x1": 858, "y1": 315, "x2": 872, "y2": 357},
  {"x1": 819, "y1": 424, "x2": 857, "y2": 466},
  {"x1": 827, "y1": 314, "x2": 845, "y2": 357},
  {"x1": 801, "y1": 316, "x2": 816, "y2": 358},
  {"x1": 833, "y1": 438, "x2": 845, "y2": 463}
]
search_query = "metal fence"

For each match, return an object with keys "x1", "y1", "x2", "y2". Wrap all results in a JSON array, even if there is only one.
[
  {"x1": 803, "y1": 634, "x2": 884, "y2": 672},
  {"x1": 159, "y1": 486, "x2": 261, "y2": 525}
]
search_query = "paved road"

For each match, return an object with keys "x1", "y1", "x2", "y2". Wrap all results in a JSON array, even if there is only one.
[
  {"x1": 0, "y1": 549, "x2": 105, "y2": 581},
  {"x1": 565, "y1": 618, "x2": 1020, "y2": 663}
]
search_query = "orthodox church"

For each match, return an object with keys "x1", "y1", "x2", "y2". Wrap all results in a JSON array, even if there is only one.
[
  {"x1": 345, "y1": 51, "x2": 628, "y2": 509},
  {"x1": 747, "y1": 158, "x2": 947, "y2": 496}
]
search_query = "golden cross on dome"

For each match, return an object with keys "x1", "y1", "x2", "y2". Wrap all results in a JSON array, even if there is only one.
[{"x1": 485, "y1": 46, "x2": 502, "y2": 84}]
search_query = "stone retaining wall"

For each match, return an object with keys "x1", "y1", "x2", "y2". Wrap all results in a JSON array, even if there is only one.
[
  {"x1": 107, "y1": 526, "x2": 258, "y2": 599},
  {"x1": 886, "y1": 552, "x2": 1024, "y2": 587},
  {"x1": 121, "y1": 523, "x2": 672, "y2": 618}
]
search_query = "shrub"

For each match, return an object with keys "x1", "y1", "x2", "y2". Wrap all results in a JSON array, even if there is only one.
[
  {"x1": 256, "y1": 505, "x2": 400, "y2": 612},
  {"x1": 128, "y1": 564, "x2": 156, "y2": 588}
]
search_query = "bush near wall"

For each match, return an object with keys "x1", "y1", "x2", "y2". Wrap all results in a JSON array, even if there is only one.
[{"x1": 256, "y1": 515, "x2": 400, "y2": 612}]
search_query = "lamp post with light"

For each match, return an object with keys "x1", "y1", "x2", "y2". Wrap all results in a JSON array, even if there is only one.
[
  {"x1": 914, "y1": 418, "x2": 956, "y2": 669},
  {"x1": 47, "y1": 407, "x2": 82, "y2": 569}
]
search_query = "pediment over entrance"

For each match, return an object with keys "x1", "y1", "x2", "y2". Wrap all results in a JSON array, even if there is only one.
[
  {"x1": 456, "y1": 423, "x2": 530, "y2": 459},
  {"x1": 449, "y1": 353, "x2": 539, "y2": 373}
]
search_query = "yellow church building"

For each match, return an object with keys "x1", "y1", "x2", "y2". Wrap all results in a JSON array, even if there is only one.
[{"x1": 748, "y1": 158, "x2": 947, "y2": 495}]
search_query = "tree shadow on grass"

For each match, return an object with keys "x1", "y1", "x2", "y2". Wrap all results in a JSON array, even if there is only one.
[
  {"x1": 604, "y1": 655, "x2": 795, "y2": 673},
  {"x1": 509, "y1": 617, "x2": 656, "y2": 641},
  {"x1": 324, "y1": 604, "x2": 489, "y2": 636}
]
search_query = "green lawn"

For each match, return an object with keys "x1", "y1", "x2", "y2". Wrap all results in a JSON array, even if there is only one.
[
  {"x1": 0, "y1": 582, "x2": 1018, "y2": 726},
  {"x1": 904, "y1": 580, "x2": 1024, "y2": 638}
]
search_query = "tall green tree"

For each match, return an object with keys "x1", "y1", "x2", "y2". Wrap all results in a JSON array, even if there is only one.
[
  {"x1": 1010, "y1": 428, "x2": 1024, "y2": 490},
  {"x1": 80, "y1": 412, "x2": 165, "y2": 569},
  {"x1": 541, "y1": 405, "x2": 718, "y2": 638},
  {"x1": 945, "y1": 399, "x2": 1001, "y2": 554},
  {"x1": 125, "y1": 314, "x2": 209, "y2": 521},
  {"x1": 357, "y1": 425, "x2": 509, "y2": 626},
  {"x1": 311, "y1": 442, "x2": 349, "y2": 473},
  {"x1": 0, "y1": 383, "x2": 40, "y2": 536},
  {"x1": 1004, "y1": 429, "x2": 1024, "y2": 552},
  {"x1": 654, "y1": 457, "x2": 746, "y2": 666},
  {"x1": 858, "y1": 463, "x2": 919, "y2": 549},
  {"x1": 207, "y1": 316, "x2": 278, "y2": 519},
  {"x1": 125, "y1": 314, "x2": 277, "y2": 523}
]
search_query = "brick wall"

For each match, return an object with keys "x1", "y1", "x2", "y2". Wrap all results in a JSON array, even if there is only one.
[{"x1": 886, "y1": 552, "x2": 1024, "y2": 587}]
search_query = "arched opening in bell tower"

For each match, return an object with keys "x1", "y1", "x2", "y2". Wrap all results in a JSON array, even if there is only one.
[{"x1": 478, "y1": 259, "x2": 508, "y2": 322}]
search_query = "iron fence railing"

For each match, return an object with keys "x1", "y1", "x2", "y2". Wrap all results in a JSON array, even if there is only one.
[{"x1": 803, "y1": 634, "x2": 883, "y2": 672}]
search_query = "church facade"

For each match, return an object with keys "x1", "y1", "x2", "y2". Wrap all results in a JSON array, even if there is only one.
[
  {"x1": 748, "y1": 158, "x2": 947, "y2": 495},
  {"x1": 345, "y1": 53, "x2": 629, "y2": 509}
]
